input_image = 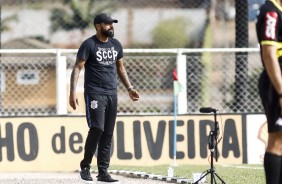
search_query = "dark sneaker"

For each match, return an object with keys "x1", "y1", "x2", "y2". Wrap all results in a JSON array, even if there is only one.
[
  {"x1": 79, "y1": 168, "x2": 93, "y2": 184},
  {"x1": 96, "y1": 173, "x2": 120, "y2": 184}
]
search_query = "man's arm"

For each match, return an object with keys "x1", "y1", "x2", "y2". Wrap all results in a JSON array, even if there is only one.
[
  {"x1": 116, "y1": 58, "x2": 139, "y2": 101},
  {"x1": 262, "y1": 44, "x2": 282, "y2": 114},
  {"x1": 69, "y1": 58, "x2": 86, "y2": 110},
  {"x1": 262, "y1": 45, "x2": 282, "y2": 94}
]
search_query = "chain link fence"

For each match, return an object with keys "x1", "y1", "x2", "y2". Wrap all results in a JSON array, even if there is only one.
[
  {"x1": 185, "y1": 49, "x2": 263, "y2": 113},
  {"x1": 0, "y1": 48, "x2": 263, "y2": 116},
  {"x1": 0, "y1": 53, "x2": 57, "y2": 116},
  {"x1": 1, "y1": 0, "x2": 265, "y2": 116},
  {"x1": 2, "y1": 0, "x2": 261, "y2": 49}
]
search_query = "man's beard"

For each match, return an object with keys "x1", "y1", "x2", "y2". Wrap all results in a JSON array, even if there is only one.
[{"x1": 102, "y1": 29, "x2": 114, "y2": 38}]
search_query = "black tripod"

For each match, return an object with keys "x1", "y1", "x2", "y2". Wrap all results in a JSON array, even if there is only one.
[{"x1": 193, "y1": 107, "x2": 226, "y2": 184}]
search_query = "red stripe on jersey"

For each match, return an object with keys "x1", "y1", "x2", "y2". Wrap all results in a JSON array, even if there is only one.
[{"x1": 264, "y1": 11, "x2": 278, "y2": 40}]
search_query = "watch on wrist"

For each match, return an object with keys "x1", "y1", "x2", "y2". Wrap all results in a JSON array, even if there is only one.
[{"x1": 127, "y1": 86, "x2": 134, "y2": 92}]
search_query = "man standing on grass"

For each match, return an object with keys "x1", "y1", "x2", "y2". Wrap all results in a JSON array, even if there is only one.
[
  {"x1": 69, "y1": 13, "x2": 139, "y2": 184},
  {"x1": 256, "y1": 0, "x2": 282, "y2": 183}
]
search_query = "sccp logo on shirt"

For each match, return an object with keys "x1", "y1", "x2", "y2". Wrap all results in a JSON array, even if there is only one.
[{"x1": 96, "y1": 47, "x2": 118, "y2": 65}]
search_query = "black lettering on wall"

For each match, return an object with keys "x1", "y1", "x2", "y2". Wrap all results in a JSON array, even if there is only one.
[
  {"x1": 0, "y1": 123, "x2": 14, "y2": 161},
  {"x1": 17, "y1": 123, "x2": 38, "y2": 161},
  {"x1": 133, "y1": 121, "x2": 142, "y2": 159},
  {"x1": 222, "y1": 119, "x2": 240, "y2": 158},
  {"x1": 199, "y1": 120, "x2": 213, "y2": 158},
  {"x1": 52, "y1": 126, "x2": 66, "y2": 154},
  {"x1": 69, "y1": 132, "x2": 83, "y2": 154},
  {"x1": 116, "y1": 121, "x2": 132, "y2": 159},
  {"x1": 187, "y1": 120, "x2": 195, "y2": 158},
  {"x1": 144, "y1": 120, "x2": 166, "y2": 160}
]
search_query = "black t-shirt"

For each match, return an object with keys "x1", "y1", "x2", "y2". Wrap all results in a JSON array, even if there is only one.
[
  {"x1": 77, "y1": 35, "x2": 123, "y2": 95},
  {"x1": 256, "y1": 0, "x2": 282, "y2": 67}
]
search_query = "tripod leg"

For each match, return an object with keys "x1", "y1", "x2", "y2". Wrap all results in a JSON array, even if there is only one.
[
  {"x1": 192, "y1": 171, "x2": 210, "y2": 184},
  {"x1": 214, "y1": 172, "x2": 226, "y2": 184},
  {"x1": 210, "y1": 171, "x2": 217, "y2": 184},
  {"x1": 211, "y1": 172, "x2": 215, "y2": 184},
  {"x1": 214, "y1": 175, "x2": 217, "y2": 184}
]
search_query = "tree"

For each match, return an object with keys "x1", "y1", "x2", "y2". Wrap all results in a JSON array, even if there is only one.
[
  {"x1": 50, "y1": 0, "x2": 116, "y2": 34},
  {"x1": 152, "y1": 17, "x2": 190, "y2": 48},
  {"x1": 1, "y1": 15, "x2": 17, "y2": 33}
]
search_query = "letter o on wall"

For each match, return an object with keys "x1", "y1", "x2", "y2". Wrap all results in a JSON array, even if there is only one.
[{"x1": 17, "y1": 123, "x2": 39, "y2": 161}]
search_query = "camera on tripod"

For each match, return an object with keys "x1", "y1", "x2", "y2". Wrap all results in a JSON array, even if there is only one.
[
  {"x1": 192, "y1": 107, "x2": 226, "y2": 184},
  {"x1": 208, "y1": 131, "x2": 216, "y2": 150}
]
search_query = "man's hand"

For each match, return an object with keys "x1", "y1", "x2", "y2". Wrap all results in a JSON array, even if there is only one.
[
  {"x1": 128, "y1": 89, "x2": 140, "y2": 101},
  {"x1": 69, "y1": 92, "x2": 79, "y2": 110}
]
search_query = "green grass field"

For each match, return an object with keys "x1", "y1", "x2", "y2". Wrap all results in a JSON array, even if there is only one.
[{"x1": 109, "y1": 164, "x2": 265, "y2": 184}]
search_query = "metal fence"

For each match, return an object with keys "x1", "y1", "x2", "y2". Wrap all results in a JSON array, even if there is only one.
[
  {"x1": 0, "y1": 48, "x2": 263, "y2": 116},
  {"x1": 2, "y1": 0, "x2": 261, "y2": 49}
]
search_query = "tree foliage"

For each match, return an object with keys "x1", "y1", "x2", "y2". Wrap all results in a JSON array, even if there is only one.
[
  {"x1": 50, "y1": 0, "x2": 116, "y2": 32},
  {"x1": 1, "y1": 14, "x2": 18, "y2": 32},
  {"x1": 152, "y1": 17, "x2": 190, "y2": 48}
]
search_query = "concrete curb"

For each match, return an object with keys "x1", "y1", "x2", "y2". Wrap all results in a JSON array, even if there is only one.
[
  {"x1": 76, "y1": 169, "x2": 208, "y2": 184},
  {"x1": 108, "y1": 170, "x2": 194, "y2": 184}
]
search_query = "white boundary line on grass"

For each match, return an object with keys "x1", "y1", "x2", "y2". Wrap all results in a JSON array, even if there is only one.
[{"x1": 222, "y1": 165, "x2": 263, "y2": 170}]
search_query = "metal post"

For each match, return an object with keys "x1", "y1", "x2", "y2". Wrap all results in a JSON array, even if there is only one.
[
  {"x1": 173, "y1": 92, "x2": 177, "y2": 166},
  {"x1": 234, "y1": 0, "x2": 248, "y2": 112},
  {"x1": 176, "y1": 49, "x2": 187, "y2": 114},
  {"x1": 0, "y1": 0, "x2": 2, "y2": 113},
  {"x1": 56, "y1": 49, "x2": 67, "y2": 115}
]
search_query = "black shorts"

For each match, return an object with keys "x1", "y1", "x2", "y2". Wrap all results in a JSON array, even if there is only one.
[
  {"x1": 84, "y1": 93, "x2": 117, "y2": 131},
  {"x1": 258, "y1": 70, "x2": 282, "y2": 133}
]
